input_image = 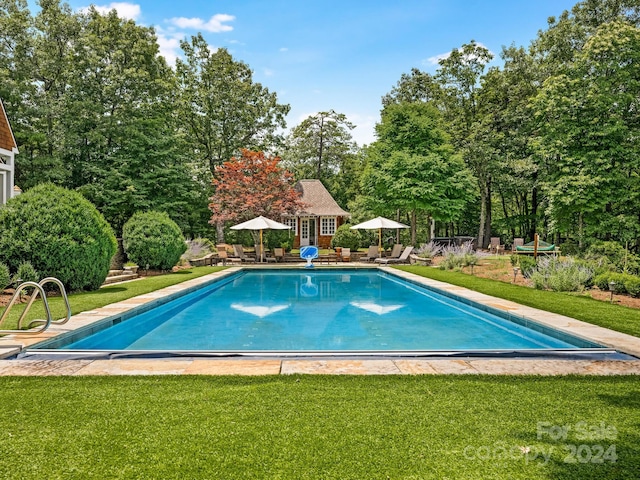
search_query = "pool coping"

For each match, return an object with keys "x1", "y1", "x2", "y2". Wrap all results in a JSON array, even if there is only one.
[{"x1": 0, "y1": 265, "x2": 639, "y2": 376}]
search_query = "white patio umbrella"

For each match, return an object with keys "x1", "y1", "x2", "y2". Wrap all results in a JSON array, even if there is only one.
[
  {"x1": 230, "y1": 215, "x2": 291, "y2": 262},
  {"x1": 350, "y1": 216, "x2": 410, "y2": 251}
]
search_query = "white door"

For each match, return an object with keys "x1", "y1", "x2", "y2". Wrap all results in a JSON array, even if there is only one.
[{"x1": 300, "y1": 218, "x2": 310, "y2": 246}]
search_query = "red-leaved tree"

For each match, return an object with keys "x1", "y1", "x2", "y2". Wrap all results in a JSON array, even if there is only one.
[{"x1": 209, "y1": 149, "x2": 304, "y2": 241}]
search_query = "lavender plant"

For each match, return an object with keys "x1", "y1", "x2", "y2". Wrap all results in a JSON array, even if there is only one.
[{"x1": 529, "y1": 257, "x2": 594, "y2": 292}]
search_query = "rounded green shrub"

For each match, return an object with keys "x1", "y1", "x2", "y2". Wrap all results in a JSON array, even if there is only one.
[
  {"x1": 13, "y1": 260, "x2": 39, "y2": 285},
  {"x1": 0, "y1": 184, "x2": 117, "y2": 291},
  {"x1": 330, "y1": 224, "x2": 362, "y2": 251},
  {"x1": 0, "y1": 263, "x2": 10, "y2": 292},
  {"x1": 624, "y1": 275, "x2": 640, "y2": 297},
  {"x1": 122, "y1": 211, "x2": 187, "y2": 270}
]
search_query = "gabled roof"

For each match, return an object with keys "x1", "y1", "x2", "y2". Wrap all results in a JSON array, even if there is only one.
[
  {"x1": 0, "y1": 99, "x2": 18, "y2": 153},
  {"x1": 294, "y1": 179, "x2": 349, "y2": 217}
]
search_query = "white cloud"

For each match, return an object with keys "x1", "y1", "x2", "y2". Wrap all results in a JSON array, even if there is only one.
[
  {"x1": 156, "y1": 32, "x2": 182, "y2": 66},
  {"x1": 80, "y1": 2, "x2": 142, "y2": 21},
  {"x1": 279, "y1": 47, "x2": 288, "y2": 52},
  {"x1": 263, "y1": 68, "x2": 274, "y2": 77},
  {"x1": 425, "y1": 51, "x2": 451, "y2": 65},
  {"x1": 169, "y1": 14, "x2": 235, "y2": 33},
  {"x1": 424, "y1": 42, "x2": 494, "y2": 66}
]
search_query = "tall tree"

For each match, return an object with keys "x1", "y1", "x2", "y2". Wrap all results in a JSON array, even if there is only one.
[
  {"x1": 61, "y1": 7, "x2": 197, "y2": 235},
  {"x1": 361, "y1": 102, "x2": 474, "y2": 244},
  {"x1": 282, "y1": 110, "x2": 358, "y2": 206},
  {"x1": 436, "y1": 41, "x2": 494, "y2": 248},
  {"x1": 533, "y1": 20, "x2": 640, "y2": 247},
  {"x1": 176, "y1": 34, "x2": 290, "y2": 176}
]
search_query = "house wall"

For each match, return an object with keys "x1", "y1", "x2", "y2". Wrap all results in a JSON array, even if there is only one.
[
  {"x1": 291, "y1": 216, "x2": 346, "y2": 249},
  {"x1": 0, "y1": 151, "x2": 14, "y2": 205}
]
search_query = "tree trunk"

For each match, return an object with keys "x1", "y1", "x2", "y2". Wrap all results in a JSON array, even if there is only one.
[
  {"x1": 216, "y1": 221, "x2": 225, "y2": 244},
  {"x1": 478, "y1": 177, "x2": 492, "y2": 249},
  {"x1": 411, "y1": 210, "x2": 417, "y2": 246},
  {"x1": 528, "y1": 173, "x2": 538, "y2": 241}
]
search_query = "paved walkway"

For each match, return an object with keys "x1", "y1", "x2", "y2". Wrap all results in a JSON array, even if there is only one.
[{"x1": 1, "y1": 266, "x2": 639, "y2": 376}]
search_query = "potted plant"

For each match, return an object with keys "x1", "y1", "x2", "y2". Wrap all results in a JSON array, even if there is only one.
[{"x1": 123, "y1": 261, "x2": 139, "y2": 274}]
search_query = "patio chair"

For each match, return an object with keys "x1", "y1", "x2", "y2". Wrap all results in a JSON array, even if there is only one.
[
  {"x1": 273, "y1": 248, "x2": 285, "y2": 262},
  {"x1": 254, "y1": 244, "x2": 276, "y2": 263},
  {"x1": 374, "y1": 246, "x2": 414, "y2": 265},
  {"x1": 512, "y1": 238, "x2": 524, "y2": 252},
  {"x1": 361, "y1": 245, "x2": 380, "y2": 262},
  {"x1": 341, "y1": 247, "x2": 351, "y2": 262},
  {"x1": 233, "y1": 244, "x2": 256, "y2": 263},
  {"x1": 489, "y1": 237, "x2": 504, "y2": 254}
]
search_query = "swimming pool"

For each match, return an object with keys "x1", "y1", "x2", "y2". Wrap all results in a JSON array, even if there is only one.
[{"x1": 30, "y1": 269, "x2": 607, "y2": 355}]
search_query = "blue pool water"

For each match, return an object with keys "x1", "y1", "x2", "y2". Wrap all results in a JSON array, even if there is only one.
[{"x1": 52, "y1": 270, "x2": 601, "y2": 352}]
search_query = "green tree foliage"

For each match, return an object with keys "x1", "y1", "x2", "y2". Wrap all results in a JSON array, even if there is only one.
[
  {"x1": 0, "y1": 183, "x2": 117, "y2": 291},
  {"x1": 122, "y1": 211, "x2": 187, "y2": 270},
  {"x1": 534, "y1": 20, "x2": 640, "y2": 247},
  {"x1": 176, "y1": 34, "x2": 290, "y2": 175},
  {"x1": 282, "y1": 110, "x2": 358, "y2": 206},
  {"x1": 361, "y1": 102, "x2": 474, "y2": 245},
  {"x1": 0, "y1": 1, "x2": 209, "y2": 237}
]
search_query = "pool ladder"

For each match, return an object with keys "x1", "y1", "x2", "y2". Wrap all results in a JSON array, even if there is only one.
[{"x1": 0, "y1": 277, "x2": 71, "y2": 335}]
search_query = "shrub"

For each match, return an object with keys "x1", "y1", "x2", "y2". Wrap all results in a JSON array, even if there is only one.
[
  {"x1": 0, "y1": 263, "x2": 10, "y2": 292},
  {"x1": 584, "y1": 241, "x2": 640, "y2": 275},
  {"x1": 330, "y1": 224, "x2": 362, "y2": 251},
  {"x1": 0, "y1": 183, "x2": 116, "y2": 291},
  {"x1": 123, "y1": 211, "x2": 187, "y2": 270},
  {"x1": 515, "y1": 256, "x2": 537, "y2": 278},
  {"x1": 624, "y1": 276, "x2": 640, "y2": 297},
  {"x1": 593, "y1": 272, "x2": 612, "y2": 291},
  {"x1": 12, "y1": 261, "x2": 39, "y2": 285},
  {"x1": 529, "y1": 257, "x2": 594, "y2": 292}
]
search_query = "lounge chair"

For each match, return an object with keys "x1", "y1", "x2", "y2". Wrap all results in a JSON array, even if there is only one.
[
  {"x1": 387, "y1": 244, "x2": 403, "y2": 259},
  {"x1": 375, "y1": 246, "x2": 414, "y2": 265},
  {"x1": 233, "y1": 244, "x2": 256, "y2": 263},
  {"x1": 361, "y1": 245, "x2": 380, "y2": 262}
]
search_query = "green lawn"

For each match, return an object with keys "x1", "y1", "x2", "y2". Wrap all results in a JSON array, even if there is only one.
[
  {"x1": 396, "y1": 266, "x2": 640, "y2": 338},
  {"x1": 0, "y1": 266, "x2": 226, "y2": 330},
  {"x1": 0, "y1": 375, "x2": 637, "y2": 479}
]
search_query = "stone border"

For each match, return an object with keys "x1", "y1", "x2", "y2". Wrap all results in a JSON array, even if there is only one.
[{"x1": 0, "y1": 265, "x2": 638, "y2": 376}]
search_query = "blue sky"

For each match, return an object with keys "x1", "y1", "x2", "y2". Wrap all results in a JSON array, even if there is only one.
[{"x1": 63, "y1": 0, "x2": 579, "y2": 145}]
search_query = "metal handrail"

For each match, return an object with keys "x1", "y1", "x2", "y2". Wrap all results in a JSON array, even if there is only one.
[
  {"x1": 0, "y1": 277, "x2": 71, "y2": 335},
  {"x1": 0, "y1": 282, "x2": 52, "y2": 335},
  {"x1": 21, "y1": 277, "x2": 72, "y2": 329}
]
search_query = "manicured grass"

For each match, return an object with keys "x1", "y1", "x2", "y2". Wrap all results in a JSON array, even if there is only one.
[
  {"x1": 396, "y1": 266, "x2": 640, "y2": 338},
  {"x1": 0, "y1": 266, "x2": 226, "y2": 330},
  {"x1": 0, "y1": 375, "x2": 637, "y2": 479}
]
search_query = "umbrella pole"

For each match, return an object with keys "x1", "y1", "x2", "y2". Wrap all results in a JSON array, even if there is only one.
[
  {"x1": 260, "y1": 229, "x2": 264, "y2": 263},
  {"x1": 379, "y1": 228, "x2": 382, "y2": 253}
]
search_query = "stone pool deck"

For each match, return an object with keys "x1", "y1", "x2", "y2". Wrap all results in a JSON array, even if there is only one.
[{"x1": 0, "y1": 265, "x2": 639, "y2": 376}]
